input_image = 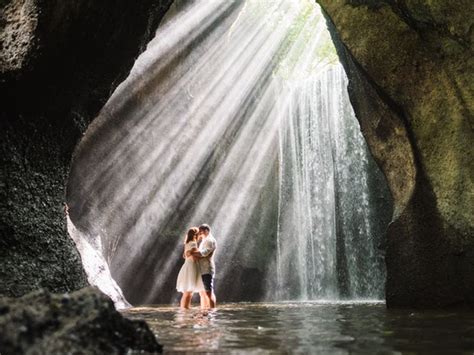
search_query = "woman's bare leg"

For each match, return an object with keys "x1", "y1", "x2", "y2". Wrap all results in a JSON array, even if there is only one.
[{"x1": 180, "y1": 292, "x2": 192, "y2": 309}]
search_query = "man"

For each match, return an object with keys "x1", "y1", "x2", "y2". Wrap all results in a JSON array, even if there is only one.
[{"x1": 192, "y1": 224, "x2": 217, "y2": 309}]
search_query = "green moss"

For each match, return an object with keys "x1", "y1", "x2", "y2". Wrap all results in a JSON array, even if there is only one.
[{"x1": 318, "y1": 0, "x2": 474, "y2": 307}]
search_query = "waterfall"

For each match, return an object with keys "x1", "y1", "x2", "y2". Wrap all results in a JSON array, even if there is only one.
[
  {"x1": 276, "y1": 66, "x2": 385, "y2": 300},
  {"x1": 66, "y1": 0, "x2": 389, "y2": 305}
]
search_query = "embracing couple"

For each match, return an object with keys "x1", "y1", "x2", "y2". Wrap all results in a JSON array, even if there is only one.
[{"x1": 176, "y1": 224, "x2": 217, "y2": 309}]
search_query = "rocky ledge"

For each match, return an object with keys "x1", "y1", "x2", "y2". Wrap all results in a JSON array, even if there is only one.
[{"x1": 0, "y1": 287, "x2": 162, "y2": 354}]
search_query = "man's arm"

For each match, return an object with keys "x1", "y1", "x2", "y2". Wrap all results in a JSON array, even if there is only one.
[
  {"x1": 192, "y1": 239, "x2": 215, "y2": 258},
  {"x1": 191, "y1": 250, "x2": 203, "y2": 258},
  {"x1": 199, "y1": 239, "x2": 215, "y2": 257}
]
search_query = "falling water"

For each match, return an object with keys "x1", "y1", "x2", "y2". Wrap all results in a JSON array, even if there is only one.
[
  {"x1": 276, "y1": 67, "x2": 385, "y2": 300},
  {"x1": 66, "y1": 0, "x2": 389, "y2": 306}
]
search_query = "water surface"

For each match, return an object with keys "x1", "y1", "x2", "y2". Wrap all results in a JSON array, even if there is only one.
[{"x1": 123, "y1": 302, "x2": 474, "y2": 353}]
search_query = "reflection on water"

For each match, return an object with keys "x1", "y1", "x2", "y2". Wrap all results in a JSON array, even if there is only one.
[{"x1": 123, "y1": 302, "x2": 474, "y2": 353}]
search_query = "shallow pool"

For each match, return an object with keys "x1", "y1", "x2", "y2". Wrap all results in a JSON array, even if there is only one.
[{"x1": 123, "y1": 302, "x2": 474, "y2": 353}]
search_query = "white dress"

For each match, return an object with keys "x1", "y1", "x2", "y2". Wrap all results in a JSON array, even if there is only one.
[{"x1": 176, "y1": 241, "x2": 205, "y2": 292}]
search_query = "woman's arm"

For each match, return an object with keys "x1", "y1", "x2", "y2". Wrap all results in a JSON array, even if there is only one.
[{"x1": 185, "y1": 247, "x2": 198, "y2": 258}]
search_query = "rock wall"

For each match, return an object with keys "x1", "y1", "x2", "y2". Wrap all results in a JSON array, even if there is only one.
[
  {"x1": 0, "y1": 0, "x2": 173, "y2": 297},
  {"x1": 2, "y1": 0, "x2": 472, "y2": 310},
  {"x1": 318, "y1": 0, "x2": 474, "y2": 307}
]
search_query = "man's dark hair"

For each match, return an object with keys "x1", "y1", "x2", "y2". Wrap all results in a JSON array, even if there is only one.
[{"x1": 199, "y1": 224, "x2": 211, "y2": 232}]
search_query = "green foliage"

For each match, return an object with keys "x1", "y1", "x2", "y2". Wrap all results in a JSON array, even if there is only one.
[{"x1": 228, "y1": 0, "x2": 339, "y2": 82}]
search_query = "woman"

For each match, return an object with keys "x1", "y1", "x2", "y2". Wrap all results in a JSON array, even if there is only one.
[{"x1": 176, "y1": 227, "x2": 205, "y2": 309}]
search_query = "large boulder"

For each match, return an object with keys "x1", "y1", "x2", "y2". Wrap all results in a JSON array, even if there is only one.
[
  {"x1": 0, "y1": 287, "x2": 162, "y2": 354},
  {"x1": 0, "y1": 0, "x2": 173, "y2": 297},
  {"x1": 318, "y1": 0, "x2": 474, "y2": 307}
]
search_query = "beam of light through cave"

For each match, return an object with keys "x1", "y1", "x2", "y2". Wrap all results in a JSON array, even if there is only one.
[
  {"x1": 75, "y1": 0, "x2": 292, "y2": 252},
  {"x1": 142, "y1": 81, "x2": 285, "y2": 303},
  {"x1": 108, "y1": 1, "x2": 303, "y2": 271},
  {"x1": 67, "y1": 0, "x2": 386, "y2": 306}
]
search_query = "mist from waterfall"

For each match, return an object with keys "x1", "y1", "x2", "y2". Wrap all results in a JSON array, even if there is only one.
[{"x1": 66, "y1": 0, "x2": 389, "y2": 306}]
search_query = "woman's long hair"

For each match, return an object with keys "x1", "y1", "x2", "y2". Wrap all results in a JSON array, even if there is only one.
[{"x1": 184, "y1": 227, "x2": 199, "y2": 244}]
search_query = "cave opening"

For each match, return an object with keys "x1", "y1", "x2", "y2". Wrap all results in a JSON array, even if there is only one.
[{"x1": 65, "y1": 0, "x2": 392, "y2": 307}]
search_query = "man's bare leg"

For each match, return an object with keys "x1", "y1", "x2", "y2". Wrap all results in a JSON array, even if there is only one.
[
  {"x1": 206, "y1": 290, "x2": 216, "y2": 309},
  {"x1": 199, "y1": 290, "x2": 210, "y2": 309}
]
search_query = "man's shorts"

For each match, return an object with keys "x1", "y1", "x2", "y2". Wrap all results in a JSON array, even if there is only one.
[{"x1": 201, "y1": 274, "x2": 214, "y2": 292}]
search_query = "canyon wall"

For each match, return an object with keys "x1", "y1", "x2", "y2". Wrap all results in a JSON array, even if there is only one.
[
  {"x1": 318, "y1": 0, "x2": 474, "y2": 307},
  {"x1": 1, "y1": 0, "x2": 173, "y2": 297}
]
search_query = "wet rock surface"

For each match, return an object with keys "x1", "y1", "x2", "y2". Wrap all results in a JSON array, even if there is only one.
[
  {"x1": 0, "y1": 287, "x2": 162, "y2": 354},
  {"x1": 318, "y1": 0, "x2": 474, "y2": 307},
  {"x1": 0, "y1": 0, "x2": 173, "y2": 297}
]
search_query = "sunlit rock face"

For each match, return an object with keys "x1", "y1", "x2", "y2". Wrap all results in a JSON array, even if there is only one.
[
  {"x1": 318, "y1": 0, "x2": 474, "y2": 307},
  {"x1": 0, "y1": 0, "x2": 173, "y2": 297},
  {"x1": 67, "y1": 0, "x2": 391, "y2": 305}
]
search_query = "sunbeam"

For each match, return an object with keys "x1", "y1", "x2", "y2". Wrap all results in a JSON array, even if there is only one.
[{"x1": 67, "y1": 0, "x2": 387, "y2": 306}]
